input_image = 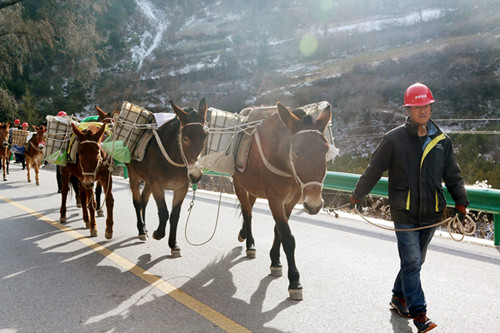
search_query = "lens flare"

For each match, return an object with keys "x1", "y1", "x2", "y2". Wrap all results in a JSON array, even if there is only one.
[{"x1": 299, "y1": 35, "x2": 318, "y2": 57}]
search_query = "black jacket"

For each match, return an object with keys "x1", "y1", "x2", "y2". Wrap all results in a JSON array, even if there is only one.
[{"x1": 353, "y1": 117, "x2": 468, "y2": 225}]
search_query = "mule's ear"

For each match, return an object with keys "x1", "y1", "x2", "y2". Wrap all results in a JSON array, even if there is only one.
[
  {"x1": 94, "y1": 123, "x2": 107, "y2": 142},
  {"x1": 315, "y1": 104, "x2": 332, "y2": 133},
  {"x1": 277, "y1": 102, "x2": 300, "y2": 132},
  {"x1": 95, "y1": 105, "x2": 107, "y2": 121},
  {"x1": 198, "y1": 98, "x2": 207, "y2": 121},
  {"x1": 71, "y1": 123, "x2": 84, "y2": 140},
  {"x1": 170, "y1": 100, "x2": 188, "y2": 122}
]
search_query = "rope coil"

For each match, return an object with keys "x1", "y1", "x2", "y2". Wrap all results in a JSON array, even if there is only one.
[{"x1": 326, "y1": 204, "x2": 476, "y2": 242}]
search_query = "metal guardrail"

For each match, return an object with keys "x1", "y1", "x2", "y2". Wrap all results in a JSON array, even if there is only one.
[
  {"x1": 323, "y1": 172, "x2": 500, "y2": 246},
  {"x1": 203, "y1": 170, "x2": 500, "y2": 246}
]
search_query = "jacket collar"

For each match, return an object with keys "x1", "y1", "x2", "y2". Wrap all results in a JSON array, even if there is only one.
[{"x1": 404, "y1": 117, "x2": 441, "y2": 138}]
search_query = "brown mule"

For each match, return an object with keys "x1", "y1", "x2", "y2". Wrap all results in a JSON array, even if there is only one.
[
  {"x1": 126, "y1": 99, "x2": 208, "y2": 257},
  {"x1": 233, "y1": 102, "x2": 332, "y2": 300},
  {"x1": 0, "y1": 123, "x2": 11, "y2": 181},
  {"x1": 60, "y1": 123, "x2": 114, "y2": 239},
  {"x1": 25, "y1": 125, "x2": 46, "y2": 185}
]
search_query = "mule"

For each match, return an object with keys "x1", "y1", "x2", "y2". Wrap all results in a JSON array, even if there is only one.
[
  {"x1": 233, "y1": 102, "x2": 331, "y2": 300},
  {"x1": 126, "y1": 99, "x2": 208, "y2": 256},
  {"x1": 0, "y1": 123, "x2": 11, "y2": 181},
  {"x1": 25, "y1": 125, "x2": 46, "y2": 185},
  {"x1": 60, "y1": 123, "x2": 114, "y2": 239}
]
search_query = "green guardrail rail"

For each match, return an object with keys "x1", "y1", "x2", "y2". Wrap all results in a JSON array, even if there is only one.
[{"x1": 203, "y1": 170, "x2": 500, "y2": 246}]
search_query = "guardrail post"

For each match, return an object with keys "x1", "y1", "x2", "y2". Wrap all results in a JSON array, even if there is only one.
[{"x1": 495, "y1": 214, "x2": 500, "y2": 246}]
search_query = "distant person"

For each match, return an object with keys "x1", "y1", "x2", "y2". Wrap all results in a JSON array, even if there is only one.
[{"x1": 350, "y1": 83, "x2": 469, "y2": 333}]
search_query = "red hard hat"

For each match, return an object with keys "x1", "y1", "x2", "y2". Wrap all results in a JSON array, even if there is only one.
[
  {"x1": 14, "y1": 119, "x2": 20, "y2": 124},
  {"x1": 404, "y1": 83, "x2": 435, "y2": 107},
  {"x1": 22, "y1": 122, "x2": 28, "y2": 127},
  {"x1": 57, "y1": 111, "x2": 67, "y2": 117}
]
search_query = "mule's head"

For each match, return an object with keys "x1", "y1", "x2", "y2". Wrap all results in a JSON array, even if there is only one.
[
  {"x1": 0, "y1": 123, "x2": 9, "y2": 148},
  {"x1": 170, "y1": 98, "x2": 208, "y2": 183},
  {"x1": 32, "y1": 125, "x2": 46, "y2": 151},
  {"x1": 95, "y1": 105, "x2": 119, "y2": 124},
  {"x1": 71, "y1": 123, "x2": 107, "y2": 189},
  {"x1": 277, "y1": 102, "x2": 332, "y2": 215}
]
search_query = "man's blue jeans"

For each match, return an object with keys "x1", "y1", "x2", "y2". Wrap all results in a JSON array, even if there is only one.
[{"x1": 392, "y1": 222, "x2": 436, "y2": 318}]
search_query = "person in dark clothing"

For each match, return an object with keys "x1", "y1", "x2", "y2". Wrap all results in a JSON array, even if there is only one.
[{"x1": 350, "y1": 83, "x2": 469, "y2": 333}]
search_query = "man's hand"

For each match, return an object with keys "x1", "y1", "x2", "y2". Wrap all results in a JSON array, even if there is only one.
[
  {"x1": 350, "y1": 195, "x2": 362, "y2": 212},
  {"x1": 453, "y1": 204, "x2": 467, "y2": 223}
]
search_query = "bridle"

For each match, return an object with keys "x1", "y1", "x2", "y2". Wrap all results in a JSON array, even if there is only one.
[
  {"x1": 153, "y1": 121, "x2": 208, "y2": 176},
  {"x1": 78, "y1": 139, "x2": 106, "y2": 178},
  {"x1": 254, "y1": 128, "x2": 327, "y2": 194},
  {"x1": 29, "y1": 129, "x2": 46, "y2": 152}
]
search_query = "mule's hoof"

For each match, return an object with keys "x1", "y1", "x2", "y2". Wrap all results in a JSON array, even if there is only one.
[
  {"x1": 138, "y1": 233, "x2": 148, "y2": 241},
  {"x1": 105, "y1": 232, "x2": 113, "y2": 240},
  {"x1": 288, "y1": 288, "x2": 303, "y2": 301},
  {"x1": 270, "y1": 266, "x2": 283, "y2": 277},
  {"x1": 90, "y1": 229, "x2": 98, "y2": 237},
  {"x1": 171, "y1": 249, "x2": 181, "y2": 258},
  {"x1": 3, "y1": 178, "x2": 6, "y2": 181},
  {"x1": 60, "y1": 217, "x2": 67, "y2": 223},
  {"x1": 36, "y1": 182, "x2": 40, "y2": 186},
  {"x1": 246, "y1": 249, "x2": 256, "y2": 259},
  {"x1": 28, "y1": 179, "x2": 31, "y2": 182},
  {"x1": 238, "y1": 229, "x2": 246, "y2": 242},
  {"x1": 152, "y1": 231, "x2": 164, "y2": 240},
  {"x1": 97, "y1": 209, "x2": 104, "y2": 217}
]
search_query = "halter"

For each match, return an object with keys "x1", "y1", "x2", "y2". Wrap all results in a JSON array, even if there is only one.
[
  {"x1": 30, "y1": 130, "x2": 46, "y2": 152},
  {"x1": 153, "y1": 121, "x2": 207, "y2": 175},
  {"x1": 78, "y1": 140, "x2": 105, "y2": 178},
  {"x1": 254, "y1": 128, "x2": 327, "y2": 194}
]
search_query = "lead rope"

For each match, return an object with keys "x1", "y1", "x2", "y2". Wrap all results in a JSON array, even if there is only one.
[
  {"x1": 326, "y1": 204, "x2": 476, "y2": 242},
  {"x1": 184, "y1": 175, "x2": 223, "y2": 246}
]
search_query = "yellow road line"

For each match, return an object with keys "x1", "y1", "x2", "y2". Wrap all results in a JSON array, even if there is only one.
[{"x1": 0, "y1": 195, "x2": 252, "y2": 333}]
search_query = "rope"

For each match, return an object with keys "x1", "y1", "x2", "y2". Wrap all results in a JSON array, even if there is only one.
[
  {"x1": 325, "y1": 203, "x2": 476, "y2": 242},
  {"x1": 183, "y1": 176, "x2": 223, "y2": 246}
]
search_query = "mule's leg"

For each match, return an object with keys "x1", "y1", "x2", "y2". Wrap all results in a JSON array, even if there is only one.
[
  {"x1": 234, "y1": 182, "x2": 257, "y2": 258},
  {"x1": 103, "y1": 180, "x2": 114, "y2": 239},
  {"x1": 269, "y1": 199, "x2": 302, "y2": 301},
  {"x1": 26, "y1": 157, "x2": 31, "y2": 183},
  {"x1": 2, "y1": 158, "x2": 6, "y2": 181},
  {"x1": 34, "y1": 160, "x2": 40, "y2": 186},
  {"x1": 85, "y1": 188, "x2": 97, "y2": 237},
  {"x1": 270, "y1": 224, "x2": 283, "y2": 276},
  {"x1": 129, "y1": 174, "x2": 147, "y2": 240},
  {"x1": 70, "y1": 175, "x2": 81, "y2": 208},
  {"x1": 270, "y1": 199, "x2": 298, "y2": 276},
  {"x1": 166, "y1": 187, "x2": 189, "y2": 257},
  {"x1": 80, "y1": 186, "x2": 91, "y2": 229},
  {"x1": 151, "y1": 182, "x2": 169, "y2": 241},
  {"x1": 95, "y1": 183, "x2": 104, "y2": 217},
  {"x1": 140, "y1": 182, "x2": 152, "y2": 225},
  {"x1": 59, "y1": 168, "x2": 71, "y2": 223}
]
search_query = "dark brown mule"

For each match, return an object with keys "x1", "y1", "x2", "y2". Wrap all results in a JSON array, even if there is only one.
[
  {"x1": 0, "y1": 123, "x2": 11, "y2": 181},
  {"x1": 126, "y1": 99, "x2": 208, "y2": 256},
  {"x1": 25, "y1": 125, "x2": 46, "y2": 185},
  {"x1": 233, "y1": 102, "x2": 331, "y2": 300},
  {"x1": 93, "y1": 105, "x2": 119, "y2": 216},
  {"x1": 60, "y1": 123, "x2": 114, "y2": 239},
  {"x1": 95, "y1": 105, "x2": 119, "y2": 124}
]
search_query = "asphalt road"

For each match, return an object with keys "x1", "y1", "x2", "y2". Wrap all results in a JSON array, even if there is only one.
[{"x1": 1, "y1": 163, "x2": 499, "y2": 333}]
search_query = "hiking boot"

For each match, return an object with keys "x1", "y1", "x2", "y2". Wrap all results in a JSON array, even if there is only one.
[
  {"x1": 390, "y1": 296, "x2": 410, "y2": 318},
  {"x1": 413, "y1": 313, "x2": 437, "y2": 333}
]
